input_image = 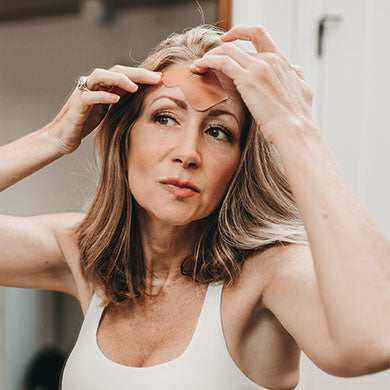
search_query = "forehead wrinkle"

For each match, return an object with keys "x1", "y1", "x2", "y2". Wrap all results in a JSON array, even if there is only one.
[
  {"x1": 145, "y1": 83, "x2": 244, "y2": 128},
  {"x1": 150, "y1": 95, "x2": 187, "y2": 110}
]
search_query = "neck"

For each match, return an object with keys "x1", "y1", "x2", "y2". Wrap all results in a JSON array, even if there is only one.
[{"x1": 136, "y1": 208, "x2": 210, "y2": 291}]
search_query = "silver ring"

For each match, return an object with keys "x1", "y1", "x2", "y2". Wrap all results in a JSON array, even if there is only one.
[{"x1": 76, "y1": 75, "x2": 90, "y2": 91}]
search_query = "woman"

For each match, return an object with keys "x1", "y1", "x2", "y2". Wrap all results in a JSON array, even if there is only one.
[{"x1": 0, "y1": 25, "x2": 389, "y2": 389}]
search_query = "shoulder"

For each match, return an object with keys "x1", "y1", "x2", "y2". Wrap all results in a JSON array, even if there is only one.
[
  {"x1": 48, "y1": 212, "x2": 93, "y2": 304},
  {"x1": 237, "y1": 243, "x2": 311, "y2": 306},
  {"x1": 249, "y1": 242, "x2": 311, "y2": 278},
  {"x1": 26, "y1": 211, "x2": 85, "y2": 268},
  {"x1": 50, "y1": 212, "x2": 86, "y2": 232},
  {"x1": 48, "y1": 212, "x2": 86, "y2": 258}
]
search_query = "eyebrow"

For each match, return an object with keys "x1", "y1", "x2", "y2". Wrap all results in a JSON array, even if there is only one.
[
  {"x1": 151, "y1": 95, "x2": 187, "y2": 109},
  {"x1": 150, "y1": 95, "x2": 240, "y2": 127}
]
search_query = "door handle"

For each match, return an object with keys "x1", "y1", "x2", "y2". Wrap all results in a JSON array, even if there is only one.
[{"x1": 317, "y1": 14, "x2": 342, "y2": 57}]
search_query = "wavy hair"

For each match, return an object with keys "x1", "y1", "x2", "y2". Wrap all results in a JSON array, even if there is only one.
[{"x1": 75, "y1": 25, "x2": 309, "y2": 307}]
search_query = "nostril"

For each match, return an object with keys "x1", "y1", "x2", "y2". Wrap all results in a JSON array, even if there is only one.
[{"x1": 171, "y1": 153, "x2": 201, "y2": 168}]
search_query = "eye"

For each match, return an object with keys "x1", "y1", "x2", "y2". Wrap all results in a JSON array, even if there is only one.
[
  {"x1": 205, "y1": 126, "x2": 233, "y2": 141},
  {"x1": 152, "y1": 112, "x2": 177, "y2": 126}
]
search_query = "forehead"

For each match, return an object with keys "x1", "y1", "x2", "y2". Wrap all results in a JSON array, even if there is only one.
[{"x1": 143, "y1": 67, "x2": 245, "y2": 125}]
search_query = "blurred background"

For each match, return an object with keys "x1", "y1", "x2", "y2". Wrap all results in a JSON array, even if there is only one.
[{"x1": 0, "y1": 0, "x2": 389, "y2": 389}]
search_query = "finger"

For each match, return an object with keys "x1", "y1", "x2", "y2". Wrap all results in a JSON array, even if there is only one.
[
  {"x1": 109, "y1": 65, "x2": 162, "y2": 85},
  {"x1": 291, "y1": 64, "x2": 307, "y2": 81},
  {"x1": 80, "y1": 90, "x2": 120, "y2": 106},
  {"x1": 259, "y1": 52, "x2": 290, "y2": 70},
  {"x1": 107, "y1": 86, "x2": 128, "y2": 96},
  {"x1": 191, "y1": 55, "x2": 244, "y2": 81},
  {"x1": 198, "y1": 42, "x2": 256, "y2": 69},
  {"x1": 88, "y1": 68, "x2": 139, "y2": 93},
  {"x1": 221, "y1": 25, "x2": 287, "y2": 60}
]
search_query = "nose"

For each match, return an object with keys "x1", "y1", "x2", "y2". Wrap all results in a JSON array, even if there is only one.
[{"x1": 171, "y1": 126, "x2": 202, "y2": 169}]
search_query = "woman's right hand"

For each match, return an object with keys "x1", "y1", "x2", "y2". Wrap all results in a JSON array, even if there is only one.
[{"x1": 47, "y1": 65, "x2": 162, "y2": 155}]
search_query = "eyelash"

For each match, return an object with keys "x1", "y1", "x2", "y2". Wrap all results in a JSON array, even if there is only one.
[{"x1": 151, "y1": 110, "x2": 233, "y2": 142}]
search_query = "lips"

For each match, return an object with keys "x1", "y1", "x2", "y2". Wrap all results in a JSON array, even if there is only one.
[
  {"x1": 159, "y1": 178, "x2": 200, "y2": 192},
  {"x1": 159, "y1": 178, "x2": 200, "y2": 199}
]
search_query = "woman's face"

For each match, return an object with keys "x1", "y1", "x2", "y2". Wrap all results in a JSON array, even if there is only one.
[{"x1": 127, "y1": 65, "x2": 245, "y2": 227}]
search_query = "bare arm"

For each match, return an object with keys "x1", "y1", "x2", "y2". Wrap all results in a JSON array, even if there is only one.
[
  {"x1": 0, "y1": 213, "x2": 80, "y2": 296},
  {"x1": 0, "y1": 65, "x2": 162, "y2": 294},
  {"x1": 1, "y1": 66, "x2": 161, "y2": 192},
  {"x1": 195, "y1": 24, "x2": 390, "y2": 375},
  {"x1": 0, "y1": 126, "x2": 63, "y2": 192},
  {"x1": 273, "y1": 123, "x2": 390, "y2": 368}
]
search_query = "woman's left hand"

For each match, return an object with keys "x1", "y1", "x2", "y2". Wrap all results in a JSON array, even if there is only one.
[{"x1": 190, "y1": 25, "x2": 315, "y2": 145}]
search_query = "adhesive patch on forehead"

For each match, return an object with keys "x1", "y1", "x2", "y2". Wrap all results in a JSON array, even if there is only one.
[{"x1": 161, "y1": 67, "x2": 228, "y2": 111}]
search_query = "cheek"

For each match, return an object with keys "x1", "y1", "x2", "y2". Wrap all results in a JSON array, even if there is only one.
[
  {"x1": 206, "y1": 150, "x2": 241, "y2": 202},
  {"x1": 127, "y1": 123, "x2": 162, "y2": 171},
  {"x1": 127, "y1": 129, "x2": 156, "y2": 193}
]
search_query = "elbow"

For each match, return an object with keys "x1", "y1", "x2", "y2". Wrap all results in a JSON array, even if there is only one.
[{"x1": 334, "y1": 344, "x2": 390, "y2": 377}]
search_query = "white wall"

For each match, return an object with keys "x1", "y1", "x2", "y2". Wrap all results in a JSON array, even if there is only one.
[
  {"x1": 232, "y1": 0, "x2": 390, "y2": 389},
  {"x1": 0, "y1": 289, "x2": 5, "y2": 390},
  {"x1": 0, "y1": 2, "x2": 215, "y2": 389}
]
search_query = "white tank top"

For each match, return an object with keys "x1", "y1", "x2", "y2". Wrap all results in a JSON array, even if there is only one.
[{"x1": 61, "y1": 282, "x2": 297, "y2": 389}]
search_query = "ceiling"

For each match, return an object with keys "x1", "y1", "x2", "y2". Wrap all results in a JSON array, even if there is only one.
[{"x1": 0, "y1": 0, "x2": 204, "y2": 23}]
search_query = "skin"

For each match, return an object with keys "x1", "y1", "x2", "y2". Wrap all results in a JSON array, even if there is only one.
[
  {"x1": 0, "y1": 24, "x2": 388, "y2": 389},
  {"x1": 127, "y1": 67, "x2": 245, "y2": 295}
]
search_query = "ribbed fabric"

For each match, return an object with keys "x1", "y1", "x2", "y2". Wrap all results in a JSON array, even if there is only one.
[{"x1": 60, "y1": 282, "x2": 289, "y2": 390}]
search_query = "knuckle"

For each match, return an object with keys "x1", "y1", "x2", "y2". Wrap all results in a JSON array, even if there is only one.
[
  {"x1": 137, "y1": 67, "x2": 150, "y2": 75},
  {"x1": 222, "y1": 42, "x2": 237, "y2": 52},
  {"x1": 252, "y1": 25, "x2": 267, "y2": 35},
  {"x1": 118, "y1": 73, "x2": 129, "y2": 83},
  {"x1": 226, "y1": 25, "x2": 239, "y2": 35},
  {"x1": 264, "y1": 52, "x2": 281, "y2": 64},
  {"x1": 220, "y1": 55, "x2": 231, "y2": 67},
  {"x1": 92, "y1": 68, "x2": 105, "y2": 78},
  {"x1": 257, "y1": 60, "x2": 271, "y2": 73},
  {"x1": 205, "y1": 46, "x2": 219, "y2": 55},
  {"x1": 80, "y1": 90, "x2": 91, "y2": 104},
  {"x1": 110, "y1": 64, "x2": 122, "y2": 72},
  {"x1": 134, "y1": 67, "x2": 152, "y2": 79},
  {"x1": 210, "y1": 43, "x2": 236, "y2": 57},
  {"x1": 251, "y1": 61, "x2": 271, "y2": 78}
]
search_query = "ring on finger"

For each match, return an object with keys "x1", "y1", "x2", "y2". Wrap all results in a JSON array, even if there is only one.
[{"x1": 76, "y1": 75, "x2": 90, "y2": 91}]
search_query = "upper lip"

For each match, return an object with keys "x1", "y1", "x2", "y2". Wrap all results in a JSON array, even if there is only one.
[{"x1": 160, "y1": 178, "x2": 200, "y2": 192}]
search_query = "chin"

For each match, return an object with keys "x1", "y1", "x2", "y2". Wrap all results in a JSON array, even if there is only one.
[
  {"x1": 152, "y1": 211, "x2": 200, "y2": 227},
  {"x1": 133, "y1": 195, "x2": 217, "y2": 227}
]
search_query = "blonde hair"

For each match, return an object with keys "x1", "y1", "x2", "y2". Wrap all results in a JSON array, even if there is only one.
[{"x1": 76, "y1": 25, "x2": 309, "y2": 306}]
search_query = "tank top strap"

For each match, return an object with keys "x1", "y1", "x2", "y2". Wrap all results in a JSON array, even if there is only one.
[
  {"x1": 186, "y1": 282, "x2": 226, "y2": 355},
  {"x1": 75, "y1": 292, "x2": 104, "y2": 345}
]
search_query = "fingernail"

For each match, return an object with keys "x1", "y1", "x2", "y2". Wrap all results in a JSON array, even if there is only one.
[{"x1": 190, "y1": 63, "x2": 201, "y2": 71}]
